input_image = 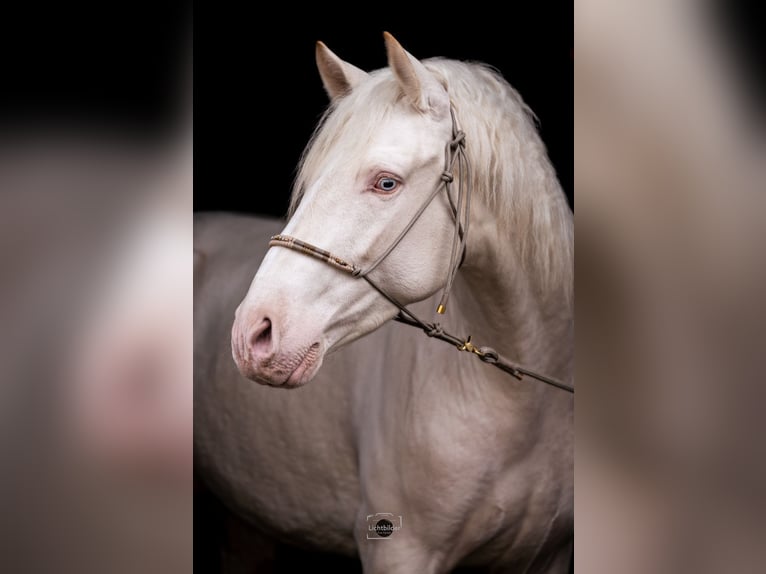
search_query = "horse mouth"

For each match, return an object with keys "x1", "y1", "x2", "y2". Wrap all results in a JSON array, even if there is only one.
[
  {"x1": 283, "y1": 342, "x2": 322, "y2": 388},
  {"x1": 233, "y1": 326, "x2": 324, "y2": 388}
]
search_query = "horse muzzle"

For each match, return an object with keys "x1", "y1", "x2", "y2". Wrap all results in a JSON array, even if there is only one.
[{"x1": 231, "y1": 311, "x2": 324, "y2": 388}]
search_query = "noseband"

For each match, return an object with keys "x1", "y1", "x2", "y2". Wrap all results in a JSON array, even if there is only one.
[{"x1": 269, "y1": 107, "x2": 573, "y2": 394}]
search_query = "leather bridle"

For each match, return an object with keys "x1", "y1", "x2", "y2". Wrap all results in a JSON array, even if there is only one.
[{"x1": 268, "y1": 107, "x2": 573, "y2": 394}]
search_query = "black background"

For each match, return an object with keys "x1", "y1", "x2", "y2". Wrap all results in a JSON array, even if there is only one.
[
  {"x1": 0, "y1": 3, "x2": 191, "y2": 140},
  {"x1": 194, "y1": 6, "x2": 574, "y2": 217}
]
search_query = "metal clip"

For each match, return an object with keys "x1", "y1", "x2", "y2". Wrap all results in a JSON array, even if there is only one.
[{"x1": 457, "y1": 336, "x2": 485, "y2": 357}]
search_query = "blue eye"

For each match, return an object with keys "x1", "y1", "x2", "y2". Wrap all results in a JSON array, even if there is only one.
[{"x1": 374, "y1": 176, "x2": 400, "y2": 194}]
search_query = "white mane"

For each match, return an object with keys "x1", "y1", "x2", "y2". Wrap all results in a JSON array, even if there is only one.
[{"x1": 290, "y1": 59, "x2": 573, "y2": 301}]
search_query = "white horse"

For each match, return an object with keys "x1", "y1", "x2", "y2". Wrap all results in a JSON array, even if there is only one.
[{"x1": 195, "y1": 33, "x2": 573, "y2": 573}]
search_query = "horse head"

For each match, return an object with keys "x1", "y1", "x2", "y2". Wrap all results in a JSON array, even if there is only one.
[{"x1": 232, "y1": 34, "x2": 462, "y2": 387}]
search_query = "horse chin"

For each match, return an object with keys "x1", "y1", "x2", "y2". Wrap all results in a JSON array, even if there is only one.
[
  {"x1": 283, "y1": 342, "x2": 324, "y2": 388},
  {"x1": 243, "y1": 342, "x2": 324, "y2": 389}
]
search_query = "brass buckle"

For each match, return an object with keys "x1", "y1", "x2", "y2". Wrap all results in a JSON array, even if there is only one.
[{"x1": 457, "y1": 336, "x2": 485, "y2": 357}]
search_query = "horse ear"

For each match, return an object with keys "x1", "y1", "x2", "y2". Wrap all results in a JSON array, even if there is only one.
[
  {"x1": 315, "y1": 41, "x2": 369, "y2": 101},
  {"x1": 383, "y1": 32, "x2": 449, "y2": 116}
]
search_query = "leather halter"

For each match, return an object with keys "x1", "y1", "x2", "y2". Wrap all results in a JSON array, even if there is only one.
[{"x1": 269, "y1": 107, "x2": 573, "y2": 394}]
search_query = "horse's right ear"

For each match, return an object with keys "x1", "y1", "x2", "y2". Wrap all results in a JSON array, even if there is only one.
[{"x1": 316, "y1": 41, "x2": 369, "y2": 101}]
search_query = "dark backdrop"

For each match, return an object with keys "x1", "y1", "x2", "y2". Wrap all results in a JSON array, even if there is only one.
[
  {"x1": 0, "y1": 3, "x2": 190, "y2": 139},
  {"x1": 194, "y1": 6, "x2": 574, "y2": 217}
]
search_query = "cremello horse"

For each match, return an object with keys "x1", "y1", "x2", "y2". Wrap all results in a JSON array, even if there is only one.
[{"x1": 195, "y1": 33, "x2": 573, "y2": 573}]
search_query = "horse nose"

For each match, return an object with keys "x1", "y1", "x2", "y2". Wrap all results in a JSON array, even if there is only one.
[{"x1": 248, "y1": 317, "x2": 273, "y2": 361}]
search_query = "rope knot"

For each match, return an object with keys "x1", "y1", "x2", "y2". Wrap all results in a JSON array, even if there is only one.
[
  {"x1": 351, "y1": 267, "x2": 362, "y2": 277},
  {"x1": 450, "y1": 130, "x2": 466, "y2": 148},
  {"x1": 441, "y1": 170, "x2": 454, "y2": 183},
  {"x1": 426, "y1": 323, "x2": 444, "y2": 338}
]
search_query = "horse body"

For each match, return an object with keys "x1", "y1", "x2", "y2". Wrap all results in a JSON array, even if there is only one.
[
  {"x1": 195, "y1": 212, "x2": 571, "y2": 572},
  {"x1": 196, "y1": 35, "x2": 572, "y2": 573}
]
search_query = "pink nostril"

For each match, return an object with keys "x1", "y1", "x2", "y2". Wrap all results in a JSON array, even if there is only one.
[{"x1": 249, "y1": 318, "x2": 273, "y2": 359}]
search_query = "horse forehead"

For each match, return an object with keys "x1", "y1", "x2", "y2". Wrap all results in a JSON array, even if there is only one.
[
  {"x1": 377, "y1": 113, "x2": 443, "y2": 143},
  {"x1": 355, "y1": 114, "x2": 446, "y2": 166},
  {"x1": 302, "y1": 106, "x2": 447, "y2": 185}
]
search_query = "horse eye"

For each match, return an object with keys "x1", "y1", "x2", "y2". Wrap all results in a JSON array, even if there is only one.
[{"x1": 374, "y1": 177, "x2": 399, "y2": 194}]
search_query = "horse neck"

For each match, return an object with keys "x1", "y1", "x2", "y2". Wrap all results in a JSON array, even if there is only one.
[{"x1": 450, "y1": 197, "x2": 573, "y2": 384}]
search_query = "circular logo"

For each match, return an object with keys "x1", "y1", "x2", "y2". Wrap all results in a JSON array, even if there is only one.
[{"x1": 374, "y1": 518, "x2": 394, "y2": 538}]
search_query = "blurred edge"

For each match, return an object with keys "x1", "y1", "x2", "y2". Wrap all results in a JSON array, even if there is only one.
[
  {"x1": 0, "y1": 3, "x2": 192, "y2": 573},
  {"x1": 576, "y1": 1, "x2": 765, "y2": 573}
]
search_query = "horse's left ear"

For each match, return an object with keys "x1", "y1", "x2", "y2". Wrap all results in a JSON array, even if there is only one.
[{"x1": 384, "y1": 32, "x2": 449, "y2": 116}]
